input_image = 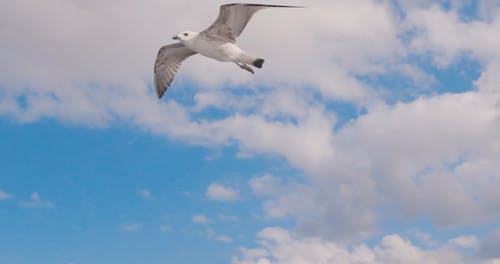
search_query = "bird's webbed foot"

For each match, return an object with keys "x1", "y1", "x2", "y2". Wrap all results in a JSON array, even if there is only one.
[{"x1": 236, "y1": 63, "x2": 254, "y2": 74}]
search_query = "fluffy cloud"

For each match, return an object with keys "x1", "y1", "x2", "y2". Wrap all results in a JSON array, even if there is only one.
[
  {"x1": 232, "y1": 228, "x2": 500, "y2": 264},
  {"x1": 206, "y1": 183, "x2": 239, "y2": 202},
  {"x1": 240, "y1": 1, "x2": 500, "y2": 242},
  {"x1": 338, "y1": 92, "x2": 500, "y2": 224},
  {"x1": 251, "y1": 90, "x2": 500, "y2": 241},
  {"x1": 407, "y1": 3, "x2": 500, "y2": 66}
]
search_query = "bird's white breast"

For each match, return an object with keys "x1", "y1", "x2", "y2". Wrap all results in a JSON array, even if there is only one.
[{"x1": 187, "y1": 37, "x2": 243, "y2": 62}]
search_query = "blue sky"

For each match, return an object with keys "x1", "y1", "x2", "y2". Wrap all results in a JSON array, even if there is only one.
[
  {"x1": 1, "y1": 1, "x2": 500, "y2": 263},
  {"x1": 1, "y1": 118, "x2": 300, "y2": 262},
  {"x1": 0, "y1": 120, "x2": 294, "y2": 264}
]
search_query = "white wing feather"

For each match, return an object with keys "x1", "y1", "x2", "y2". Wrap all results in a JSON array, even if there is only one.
[
  {"x1": 154, "y1": 43, "x2": 196, "y2": 98},
  {"x1": 202, "y1": 3, "x2": 303, "y2": 42}
]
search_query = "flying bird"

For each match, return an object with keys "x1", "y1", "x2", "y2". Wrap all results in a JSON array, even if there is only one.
[{"x1": 153, "y1": 3, "x2": 304, "y2": 98}]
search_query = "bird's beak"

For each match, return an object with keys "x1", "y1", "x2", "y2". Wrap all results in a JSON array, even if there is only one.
[{"x1": 172, "y1": 35, "x2": 179, "y2": 40}]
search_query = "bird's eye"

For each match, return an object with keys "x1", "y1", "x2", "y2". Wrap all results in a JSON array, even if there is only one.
[{"x1": 183, "y1": 33, "x2": 188, "y2": 36}]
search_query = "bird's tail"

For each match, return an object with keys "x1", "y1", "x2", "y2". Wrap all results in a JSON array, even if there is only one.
[{"x1": 253, "y1": 58, "x2": 265, "y2": 68}]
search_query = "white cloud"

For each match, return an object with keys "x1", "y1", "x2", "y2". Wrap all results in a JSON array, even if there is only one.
[
  {"x1": 232, "y1": 228, "x2": 498, "y2": 264},
  {"x1": 0, "y1": 189, "x2": 11, "y2": 200},
  {"x1": 120, "y1": 223, "x2": 142, "y2": 232},
  {"x1": 406, "y1": 3, "x2": 500, "y2": 67},
  {"x1": 375, "y1": 234, "x2": 467, "y2": 264},
  {"x1": 19, "y1": 192, "x2": 54, "y2": 208},
  {"x1": 206, "y1": 183, "x2": 239, "y2": 202},
  {"x1": 260, "y1": 182, "x2": 377, "y2": 242},
  {"x1": 253, "y1": 90, "x2": 500, "y2": 241},
  {"x1": 334, "y1": 92, "x2": 500, "y2": 227},
  {"x1": 192, "y1": 214, "x2": 212, "y2": 225}
]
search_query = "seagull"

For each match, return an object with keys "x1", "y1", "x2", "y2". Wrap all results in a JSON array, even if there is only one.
[{"x1": 153, "y1": 3, "x2": 304, "y2": 98}]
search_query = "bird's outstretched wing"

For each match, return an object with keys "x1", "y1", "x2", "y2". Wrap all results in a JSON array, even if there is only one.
[
  {"x1": 202, "y1": 3, "x2": 304, "y2": 42},
  {"x1": 154, "y1": 43, "x2": 197, "y2": 98}
]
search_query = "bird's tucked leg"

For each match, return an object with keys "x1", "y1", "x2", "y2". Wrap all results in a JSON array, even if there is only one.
[{"x1": 235, "y1": 63, "x2": 254, "y2": 74}]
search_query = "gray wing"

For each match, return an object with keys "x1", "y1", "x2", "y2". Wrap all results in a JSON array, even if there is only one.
[
  {"x1": 202, "y1": 3, "x2": 304, "y2": 42},
  {"x1": 154, "y1": 43, "x2": 197, "y2": 98}
]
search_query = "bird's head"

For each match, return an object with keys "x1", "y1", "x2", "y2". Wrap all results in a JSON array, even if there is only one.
[{"x1": 172, "y1": 31, "x2": 198, "y2": 42}]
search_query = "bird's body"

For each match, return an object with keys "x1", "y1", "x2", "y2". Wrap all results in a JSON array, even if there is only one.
[
  {"x1": 181, "y1": 33, "x2": 251, "y2": 63},
  {"x1": 153, "y1": 3, "x2": 304, "y2": 98}
]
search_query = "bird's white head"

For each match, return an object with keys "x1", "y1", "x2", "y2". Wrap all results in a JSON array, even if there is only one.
[{"x1": 172, "y1": 31, "x2": 198, "y2": 43}]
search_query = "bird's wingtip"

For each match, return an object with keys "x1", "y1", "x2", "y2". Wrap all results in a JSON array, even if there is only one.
[{"x1": 157, "y1": 90, "x2": 165, "y2": 99}]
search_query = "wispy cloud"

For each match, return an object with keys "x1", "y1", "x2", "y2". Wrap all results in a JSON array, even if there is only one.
[
  {"x1": 249, "y1": 174, "x2": 283, "y2": 197},
  {"x1": 206, "y1": 183, "x2": 239, "y2": 202},
  {"x1": 207, "y1": 228, "x2": 233, "y2": 244},
  {"x1": 19, "y1": 192, "x2": 54, "y2": 208}
]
